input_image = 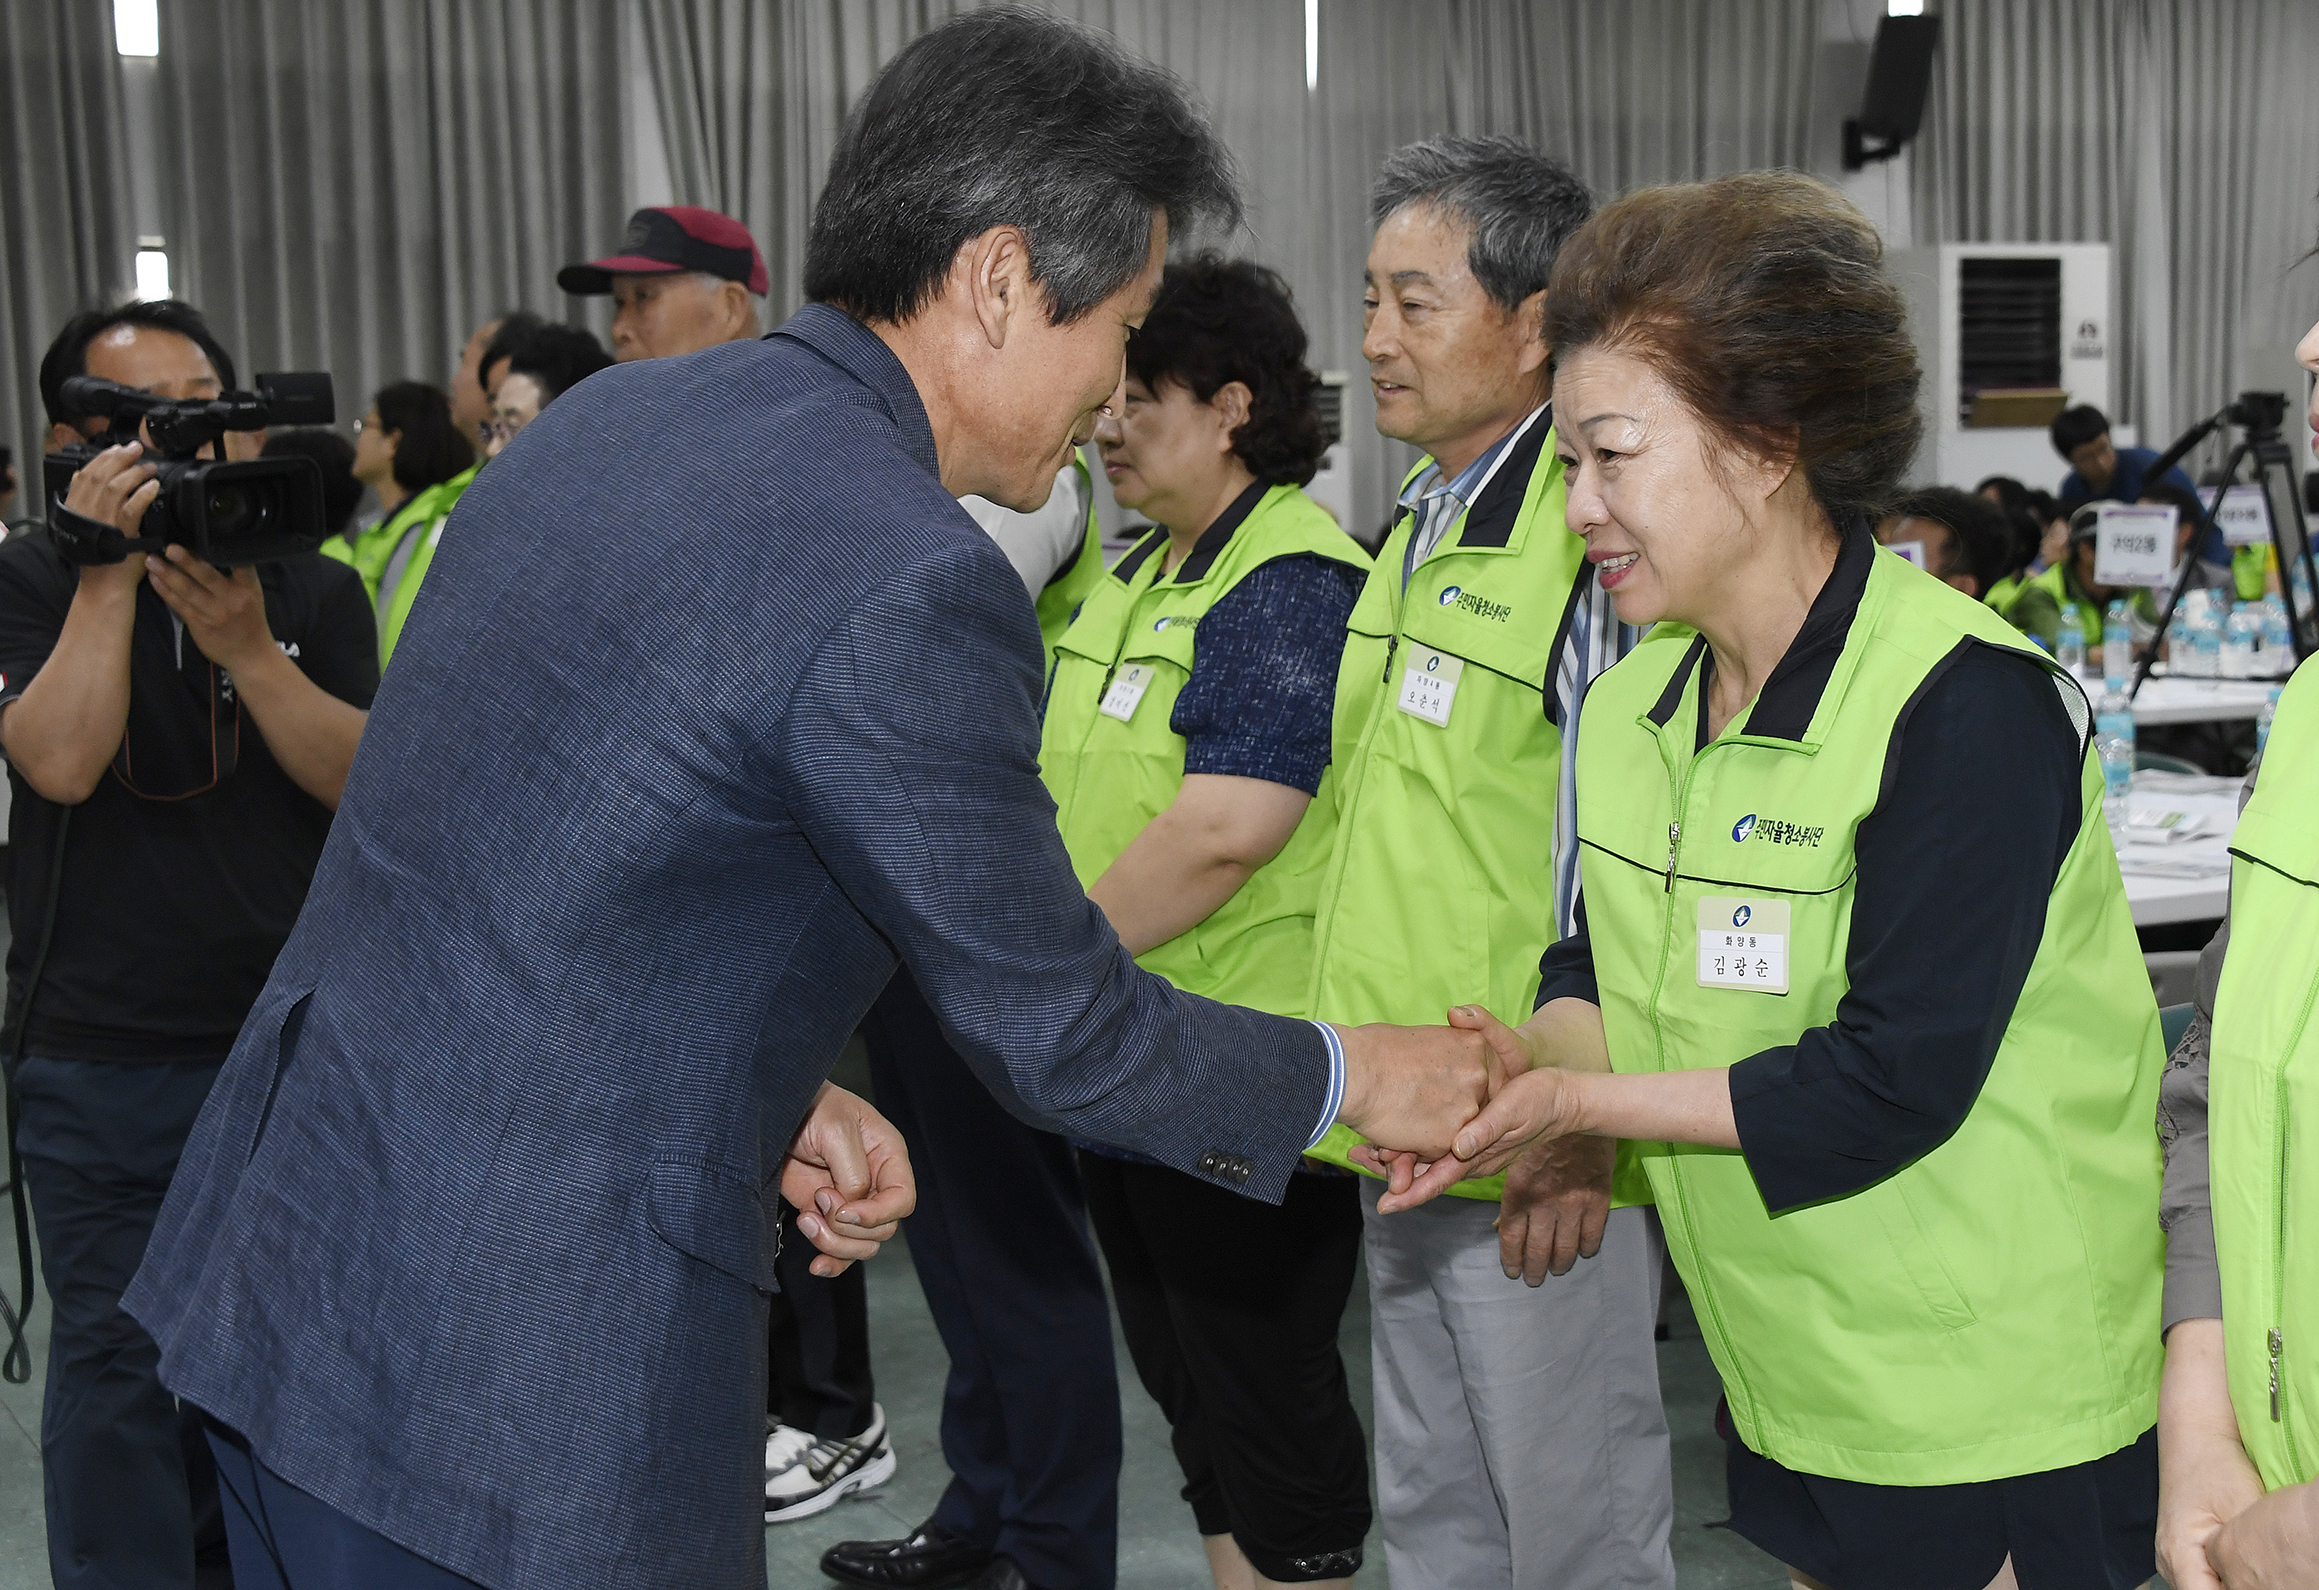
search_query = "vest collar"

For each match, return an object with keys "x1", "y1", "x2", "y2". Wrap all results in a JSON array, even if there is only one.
[
  {"x1": 1107, "y1": 480, "x2": 1272, "y2": 589},
  {"x1": 1455, "y1": 407, "x2": 1553, "y2": 551},
  {"x1": 768, "y1": 304, "x2": 940, "y2": 481},
  {"x1": 1643, "y1": 521, "x2": 1876, "y2": 747}
]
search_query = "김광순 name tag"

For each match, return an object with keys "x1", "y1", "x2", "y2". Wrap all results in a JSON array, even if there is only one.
[
  {"x1": 1397, "y1": 649, "x2": 1464, "y2": 727},
  {"x1": 1696, "y1": 896, "x2": 1789, "y2": 994},
  {"x1": 2093, "y1": 503, "x2": 2176, "y2": 588},
  {"x1": 1099, "y1": 663, "x2": 1155, "y2": 722}
]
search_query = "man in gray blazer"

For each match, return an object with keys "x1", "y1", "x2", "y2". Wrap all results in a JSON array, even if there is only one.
[{"x1": 122, "y1": 13, "x2": 1489, "y2": 1590}]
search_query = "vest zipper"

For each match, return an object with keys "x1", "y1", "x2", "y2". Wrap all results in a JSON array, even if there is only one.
[
  {"x1": 1381, "y1": 634, "x2": 1400, "y2": 684},
  {"x1": 2275, "y1": 1070, "x2": 2295, "y2": 1449},
  {"x1": 1664, "y1": 822, "x2": 1681, "y2": 893},
  {"x1": 2272, "y1": 1328, "x2": 2284, "y2": 1422}
]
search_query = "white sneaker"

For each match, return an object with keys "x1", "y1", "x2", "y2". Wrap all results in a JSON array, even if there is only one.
[{"x1": 764, "y1": 1403, "x2": 896, "y2": 1523}]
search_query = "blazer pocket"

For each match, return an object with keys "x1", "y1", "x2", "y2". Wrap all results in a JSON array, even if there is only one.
[{"x1": 645, "y1": 1159, "x2": 780, "y2": 1293}]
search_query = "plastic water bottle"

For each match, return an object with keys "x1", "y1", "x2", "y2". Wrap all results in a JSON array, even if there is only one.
[
  {"x1": 2258, "y1": 686, "x2": 2282, "y2": 760},
  {"x1": 2195, "y1": 598, "x2": 2226, "y2": 678},
  {"x1": 2055, "y1": 609, "x2": 2086, "y2": 678},
  {"x1": 2103, "y1": 601, "x2": 2133, "y2": 690},
  {"x1": 2223, "y1": 601, "x2": 2260, "y2": 679},
  {"x1": 2263, "y1": 597, "x2": 2292, "y2": 673},
  {"x1": 2096, "y1": 683, "x2": 2136, "y2": 831}
]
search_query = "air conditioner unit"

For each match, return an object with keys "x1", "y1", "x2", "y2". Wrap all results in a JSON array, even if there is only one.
[
  {"x1": 1890, "y1": 243, "x2": 2115, "y2": 492},
  {"x1": 1305, "y1": 371, "x2": 1357, "y2": 537}
]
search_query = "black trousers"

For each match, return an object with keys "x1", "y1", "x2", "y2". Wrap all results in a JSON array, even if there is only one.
[
  {"x1": 768, "y1": 1204, "x2": 876, "y2": 1440},
  {"x1": 16, "y1": 1054, "x2": 232, "y2": 1590},
  {"x1": 861, "y1": 970, "x2": 1120, "y2": 1590},
  {"x1": 205, "y1": 1422, "x2": 482, "y2": 1589},
  {"x1": 1078, "y1": 1151, "x2": 1370, "y2": 1584}
]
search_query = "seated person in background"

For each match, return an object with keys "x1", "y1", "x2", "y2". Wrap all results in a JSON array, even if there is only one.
[
  {"x1": 481, "y1": 322, "x2": 614, "y2": 460},
  {"x1": 1879, "y1": 486, "x2": 2060, "y2": 651},
  {"x1": 262, "y1": 428, "x2": 364, "y2": 543},
  {"x1": 1977, "y1": 473, "x2": 2065, "y2": 578},
  {"x1": 0, "y1": 445, "x2": 17, "y2": 529},
  {"x1": 2041, "y1": 503, "x2": 2163, "y2": 665},
  {"x1": 325, "y1": 381, "x2": 477, "y2": 667},
  {"x1": 2051, "y1": 403, "x2": 2227, "y2": 562}
]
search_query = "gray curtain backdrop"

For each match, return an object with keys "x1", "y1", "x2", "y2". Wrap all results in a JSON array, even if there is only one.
[
  {"x1": 1, "y1": 1, "x2": 134, "y2": 512},
  {"x1": 638, "y1": 0, "x2": 1828, "y2": 535},
  {"x1": 146, "y1": 0, "x2": 628, "y2": 439},
  {"x1": 1917, "y1": 0, "x2": 2319, "y2": 467}
]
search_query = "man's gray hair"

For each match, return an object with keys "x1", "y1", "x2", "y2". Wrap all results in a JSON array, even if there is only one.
[
  {"x1": 806, "y1": 7, "x2": 1242, "y2": 326},
  {"x1": 1370, "y1": 135, "x2": 1592, "y2": 314}
]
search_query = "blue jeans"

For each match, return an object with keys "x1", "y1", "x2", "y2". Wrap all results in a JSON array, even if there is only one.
[{"x1": 15, "y1": 1054, "x2": 231, "y2": 1590}]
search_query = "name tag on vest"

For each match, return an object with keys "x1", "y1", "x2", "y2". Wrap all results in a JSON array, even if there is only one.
[
  {"x1": 1696, "y1": 896, "x2": 1789, "y2": 994},
  {"x1": 1100, "y1": 663, "x2": 1155, "y2": 722},
  {"x1": 1397, "y1": 649, "x2": 1463, "y2": 727}
]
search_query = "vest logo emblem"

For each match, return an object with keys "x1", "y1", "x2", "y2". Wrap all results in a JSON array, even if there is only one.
[
  {"x1": 1153, "y1": 615, "x2": 1195, "y2": 633},
  {"x1": 1437, "y1": 585, "x2": 1512, "y2": 621},
  {"x1": 1731, "y1": 904, "x2": 1751, "y2": 927},
  {"x1": 1736, "y1": 814, "x2": 1826, "y2": 848}
]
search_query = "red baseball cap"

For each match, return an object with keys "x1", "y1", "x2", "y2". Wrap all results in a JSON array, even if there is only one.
[{"x1": 558, "y1": 206, "x2": 769, "y2": 297}]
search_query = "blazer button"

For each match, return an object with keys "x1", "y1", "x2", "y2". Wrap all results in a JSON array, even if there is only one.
[{"x1": 1197, "y1": 1151, "x2": 1220, "y2": 1174}]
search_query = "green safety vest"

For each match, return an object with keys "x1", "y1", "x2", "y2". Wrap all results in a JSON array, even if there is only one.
[
  {"x1": 1984, "y1": 572, "x2": 2026, "y2": 618},
  {"x1": 1302, "y1": 415, "x2": 1643, "y2": 1202},
  {"x1": 1575, "y1": 544, "x2": 2163, "y2": 1485},
  {"x1": 1035, "y1": 456, "x2": 1107, "y2": 661},
  {"x1": 1040, "y1": 484, "x2": 1369, "y2": 1013},
  {"x1": 321, "y1": 462, "x2": 477, "y2": 667},
  {"x1": 2210, "y1": 655, "x2": 2319, "y2": 1489}
]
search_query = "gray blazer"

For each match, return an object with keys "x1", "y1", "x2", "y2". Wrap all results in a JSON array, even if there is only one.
[{"x1": 125, "y1": 306, "x2": 1327, "y2": 1590}]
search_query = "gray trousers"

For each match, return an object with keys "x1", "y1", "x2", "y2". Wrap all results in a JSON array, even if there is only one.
[{"x1": 1362, "y1": 1185, "x2": 1675, "y2": 1590}]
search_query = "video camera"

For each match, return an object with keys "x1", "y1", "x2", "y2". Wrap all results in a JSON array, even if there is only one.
[
  {"x1": 43, "y1": 371, "x2": 336, "y2": 567},
  {"x1": 2226, "y1": 390, "x2": 2288, "y2": 439}
]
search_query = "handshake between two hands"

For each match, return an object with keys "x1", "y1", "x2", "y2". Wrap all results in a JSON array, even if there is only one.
[
  {"x1": 778, "y1": 1003, "x2": 1609, "y2": 1280},
  {"x1": 1333, "y1": 1003, "x2": 1599, "y2": 1214}
]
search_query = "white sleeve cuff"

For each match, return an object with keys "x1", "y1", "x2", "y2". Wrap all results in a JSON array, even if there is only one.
[{"x1": 1306, "y1": 1021, "x2": 1347, "y2": 1148}]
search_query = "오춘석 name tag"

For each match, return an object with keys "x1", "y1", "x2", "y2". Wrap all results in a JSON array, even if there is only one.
[
  {"x1": 1397, "y1": 649, "x2": 1463, "y2": 727},
  {"x1": 1696, "y1": 896, "x2": 1789, "y2": 994},
  {"x1": 1099, "y1": 663, "x2": 1154, "y2": 722}
]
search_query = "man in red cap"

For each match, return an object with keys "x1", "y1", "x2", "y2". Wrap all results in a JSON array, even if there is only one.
[{"x1": 559, "y1": 205, "x2": 769, "y2": 362}]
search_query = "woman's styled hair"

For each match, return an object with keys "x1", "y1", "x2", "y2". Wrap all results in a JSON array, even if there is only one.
[
  {"x1": 1541, "y1": 172, "x2": 1922, "y2": 529},
  {"x1": 371, "y1": 381, "x2": 474, "y2": 494},
  {"x1": 1126, "y1": 255, "x2": 1327, "y2": 488}
]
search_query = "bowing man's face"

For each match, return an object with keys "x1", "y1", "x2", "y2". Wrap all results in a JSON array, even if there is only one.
[{"x1": 951, "y1": 210, "x2": 1170, "y2": 515}]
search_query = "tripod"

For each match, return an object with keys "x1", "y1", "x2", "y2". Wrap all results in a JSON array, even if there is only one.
[{"x1": 2130, "y1": 392, "x2": 2319, "y2": 700}]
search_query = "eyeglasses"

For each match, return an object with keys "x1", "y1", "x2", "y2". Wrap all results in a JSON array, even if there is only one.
[{"x1": 480, "y1": 416, "x2": 529, "y2": 446}]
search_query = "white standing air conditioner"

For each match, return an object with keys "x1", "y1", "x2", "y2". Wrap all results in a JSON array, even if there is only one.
[
  {"x1": 1305, "y1": 371, "x2": 1358, "y2": 539},
  {"x1": 1890, "y1": 244, "x2": 2115, "y2": 492}
]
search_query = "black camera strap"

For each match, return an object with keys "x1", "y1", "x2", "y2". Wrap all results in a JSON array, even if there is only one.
[
  {"x1": 46, "y1": 496, "x2": 164, "y2": 567},
  {"x1": 0, "y1": 805, "x2": 69, "y2": 1385}
]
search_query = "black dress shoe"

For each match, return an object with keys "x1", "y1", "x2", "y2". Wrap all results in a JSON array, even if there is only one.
[
  {"x1": 820, "y1": 1522, "x2": 993, "y2": 1589},
  {"x1": 962, "y1": 1560, "x2": 1036, "y2": 1590}
]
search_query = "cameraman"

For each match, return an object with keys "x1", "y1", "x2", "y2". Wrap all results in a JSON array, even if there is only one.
[{"x1": 11, "y1": 299, "x2": 377, "y2": 1589}]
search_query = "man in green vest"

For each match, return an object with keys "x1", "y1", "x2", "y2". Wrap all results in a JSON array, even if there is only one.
[{"x1": 1303, "y1": 136, "x2": 1675, "y2": 1588}]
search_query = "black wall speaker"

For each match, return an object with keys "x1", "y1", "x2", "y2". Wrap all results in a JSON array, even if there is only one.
[{"x1": 1845, "y1": 15, "x2": 1942, "y2": 170}]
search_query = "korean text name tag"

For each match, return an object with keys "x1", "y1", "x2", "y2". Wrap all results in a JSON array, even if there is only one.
[
  {"x1": 1099, "y1": 663, "x2": 1155, "y2": 722},
  {"x1": 2093, "y1": 503, "x2": 2175, "y2": 588},
  {"x1": 1696, "y1": 896, "x2": 1789, "y2": 994},
  {"x1": 1397, "y1": 649, "x2": 1463, "y2": 727}
]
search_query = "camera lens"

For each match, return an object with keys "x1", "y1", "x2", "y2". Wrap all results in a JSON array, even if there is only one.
[{"x1": 205, "y1": 481, "x2": 268, "y2": 542}]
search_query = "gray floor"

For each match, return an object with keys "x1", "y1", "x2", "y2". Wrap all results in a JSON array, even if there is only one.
[
  {"x1": 0, "y1": 1219, "x2": 1781, "y2": 1590},
  {"x1": 767, "y1": 1228, "x2": 1788, "y2": 1589}
]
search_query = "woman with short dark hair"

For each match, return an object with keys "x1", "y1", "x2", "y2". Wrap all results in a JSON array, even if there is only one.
[
  {"x1": 1050, "y1": 254, "x2": 1374, "y2": 1590},
  {"x1": 1373, "y1": 173, "x2": 2165, "y2": 1590},
  {"x1": 326, "y1": 380, "x2": 477, "y2": 666}
]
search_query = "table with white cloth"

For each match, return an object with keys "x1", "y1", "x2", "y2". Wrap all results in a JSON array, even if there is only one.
[{"x1": 2113, "y1": 770, "x2": 2243, "y2": 927}]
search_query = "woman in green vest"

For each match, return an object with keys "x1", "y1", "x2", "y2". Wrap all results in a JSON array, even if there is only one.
[
  {"x1": 2149, "y1": 311, "x2": 2319, "y2": 1590},
  {"x1": 327, "y1": 380, "x2": 476, "y2": 667},
  {"x1": 1370, "y1": 175, "x2": 2164, "y2": 1590},
  {"x1": 1047, "y1": 255, "x2": 1374, "y2": 1590}
]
